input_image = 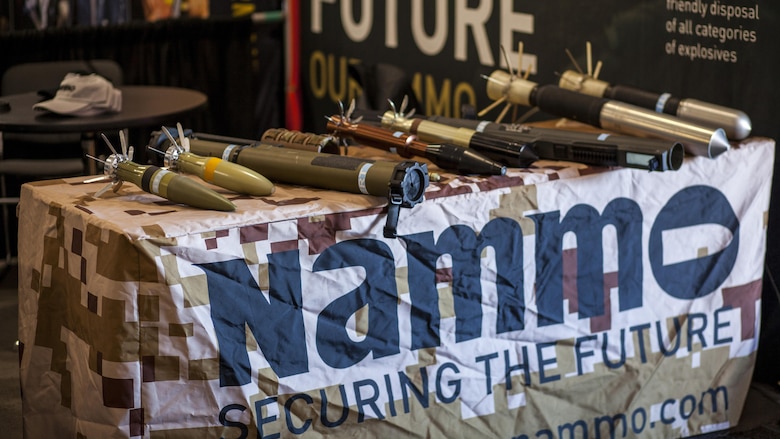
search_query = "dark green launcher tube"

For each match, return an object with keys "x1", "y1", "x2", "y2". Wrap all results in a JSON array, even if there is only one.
[{"x1": 188, "y1": 139, "x2": 427, "y2": 199}]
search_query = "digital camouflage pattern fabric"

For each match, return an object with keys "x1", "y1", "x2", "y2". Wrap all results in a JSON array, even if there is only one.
[{"x1": 18, "y1": 140, "x2": 773, "y2": 438}]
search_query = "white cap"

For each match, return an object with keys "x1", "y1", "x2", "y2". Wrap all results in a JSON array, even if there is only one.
[{"x1": 33, "y1": 73, "x2": 122, "y2": 117}]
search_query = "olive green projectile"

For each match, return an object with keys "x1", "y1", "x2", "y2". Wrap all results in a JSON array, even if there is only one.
[
  {"x1": 116, "y1": 160, "x2": 236, "y2": 211},
  {"x1": 176, "y1": 152, "x2": 275, "y2": 196}
]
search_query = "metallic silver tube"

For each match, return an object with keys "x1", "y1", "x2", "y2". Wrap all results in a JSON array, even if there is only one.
[
  {"x1": 484, "y1": 73, "x2": 731, "y2": 159},
  {"x1": 599, "y1": 101, "x2": 730, "y2": 158},
  {"x1": 559, "y1": 70, "x2": 751, "y2": 140},
  {"x1": 677, "y1": 99, "x2": 752, "y2": 141}
]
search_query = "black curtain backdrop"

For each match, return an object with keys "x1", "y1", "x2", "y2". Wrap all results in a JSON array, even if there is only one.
[
  {"x1": 0, "y1": 16, "x2": 284, "y2": 142},
  {"x1": 0, "y1": 17, "x2": 284, "y2": 265}
]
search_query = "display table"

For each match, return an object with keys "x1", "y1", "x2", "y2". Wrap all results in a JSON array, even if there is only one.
[{"x1": 17, "y1": 138, "x2": 774, "y2": 438}]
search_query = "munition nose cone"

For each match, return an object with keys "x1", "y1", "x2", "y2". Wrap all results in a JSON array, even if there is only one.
[
  {"x1": 731, "y1": 113, "x2": 752, "y2": 141},
  {"x1": 426, "y1": 143, "x2": 508, "y2": 175},
  {"x1": 459, "y1": 147, "x2": 508, "y2": 175},
  {"x1": 707, "y1": 128, "x2": 731, "y2": 158}
]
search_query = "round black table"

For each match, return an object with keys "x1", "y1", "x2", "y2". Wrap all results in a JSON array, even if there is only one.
[{"x1": 0, "y1": 86, "x2": 207, "y2": 173}]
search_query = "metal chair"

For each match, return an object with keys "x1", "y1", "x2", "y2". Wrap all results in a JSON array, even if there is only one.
[{"x1": 0, "y1": 59, "x2": 124, "y2": 274}]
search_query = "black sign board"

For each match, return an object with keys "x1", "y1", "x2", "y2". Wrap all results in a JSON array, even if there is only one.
[
  {"x1": 300, "y1": 2, "x2": 777, "y2": 138},
  {"x1": 300, "y1": 0, "x2": 780, "y2": 383}
]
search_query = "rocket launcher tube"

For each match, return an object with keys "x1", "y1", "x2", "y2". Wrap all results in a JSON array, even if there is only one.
[
  {"x1": 185, "y1": 136, "x2": 429, "y2": 238},
  {"x1": 188, "y1": 138, "x2": 417, "y2": 196},
  {"x1": 412, "y1": 114, "x2": 685, "y2": 171},
  {"x1": 488, "y1": 128, "x2": 684, "y2": 172}
]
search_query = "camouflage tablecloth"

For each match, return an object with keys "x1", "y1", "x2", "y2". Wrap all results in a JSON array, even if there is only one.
[{"x1": 17, "y1": 139, "x2": 774, "y2": 438}]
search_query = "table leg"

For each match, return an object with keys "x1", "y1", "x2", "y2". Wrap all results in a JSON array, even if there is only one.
[{"x1": 82, "y1": 132, "x2": 97, "y2": 175}]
